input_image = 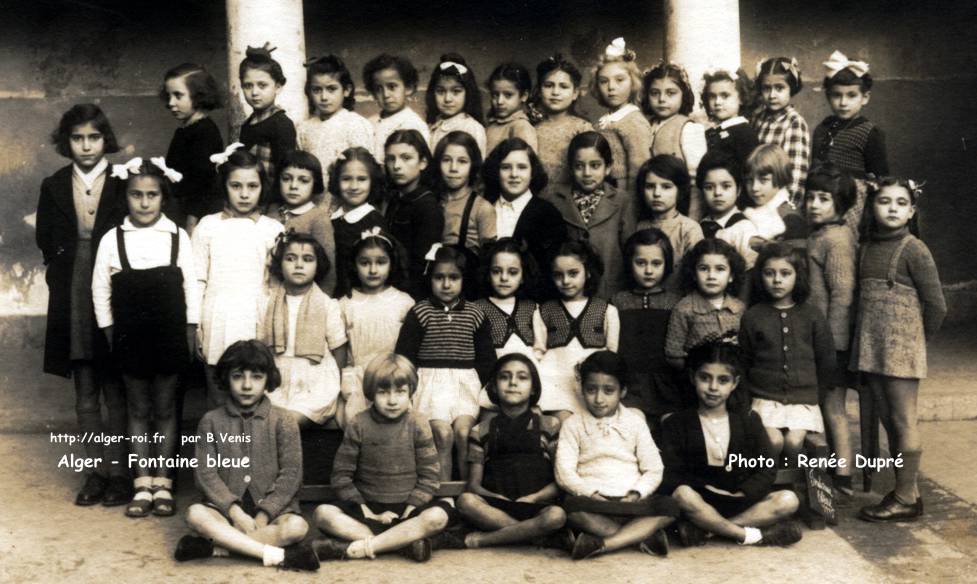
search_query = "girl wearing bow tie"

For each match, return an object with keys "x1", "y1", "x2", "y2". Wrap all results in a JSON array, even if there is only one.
[
  {"x1": 91, "y1": 157, "x2": 200, "y2": 518},
  {"x1": 426, "y1": 54, "x2": 488, "y2": 159}
]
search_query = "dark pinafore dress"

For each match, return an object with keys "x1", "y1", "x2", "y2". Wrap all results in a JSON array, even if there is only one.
[
  {"x1": 482, "y1": 410, "x2": 555, "y2": 520},
  {"x1": 849, "y1": 235, "x2": 927, "y2": 379},
  {"x1": 110, "y1": 229, "x2": 188, "y2": 377}
]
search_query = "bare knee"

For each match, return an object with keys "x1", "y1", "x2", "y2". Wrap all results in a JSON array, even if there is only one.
[
  {"x1": 185, "y1": 503, "x2": 215, "y2": 530},
  {"x1": 456, "y1": 492, "x2": 481, "y2": 514},
  {"x1": 313, "y1": 504, "x2": 343, "y2": 529},
  {"x1": 539, "y1": 506, "x2": 566, "y2": 530},
  {"x1": 276, "y1": 514, "x2": 309, "y2": 545},
  {"x1": 419, "y1": 507, "x2": 449, "y2": 533},
  {"x1": 772, "y1": 490, "x2": 800, "y2": 515},
  {"x1": 672, "y1": 485, "x2": 703, "y2": 511},
  {"x1": 431, "y1": 424, "x2": 453, "y2": 448}
]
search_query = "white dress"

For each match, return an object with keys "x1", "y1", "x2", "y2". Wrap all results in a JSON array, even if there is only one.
[
  {"x1": 259, "y1": 291, "x2": 347, "y2": 425},
  {"x1": 337, "y1": 287, "x2": 415, "y2": 425},
  {"x1": 537, "y1": 298, "x2": 620, "y2": 414},
  {"x1": 297, "y1": 108, "x2": 375, "y2": 174},
  {"x1": 192, "y1": 213, "x2": 284, "y2": 365}
]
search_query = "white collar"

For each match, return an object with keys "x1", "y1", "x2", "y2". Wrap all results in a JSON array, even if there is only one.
[
  {"x1": 708, "y1": 206, "x2": 742, "y2": 226},
  {"x1": 598, "y1": 103, "x2": 640, "y2": 128},
  {"x1": 761, "y1": 188, "x2": 791, "y2": 211},
  {"x1": 331, "y1": 203, "x2": 376, "y2": 223},
  {"x1": 378, "y1": 107, "x2": 417, "y2": 126},
  {"x1": 581, "y1": 407, "x2": 629, "y2": 438},
  {"x1": 496, "y1": 190, "x2": 533, "y2": 212},
  {"x1": 285, "y1": 201, "x2": 316, "y2": 216},
  {"x1": 718, "y1": 116, "x2": 749, "y2": 130},
  {"x1": 73, "y1": 158, "x2": 109, "y2": 190},
  {"x1": 120, "y1": 215, "x2": 178, "y2": 233}
]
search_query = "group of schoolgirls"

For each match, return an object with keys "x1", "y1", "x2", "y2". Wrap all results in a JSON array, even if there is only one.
[{"x1": 36, "y1": 35, "x2": 946, "y2": 571}]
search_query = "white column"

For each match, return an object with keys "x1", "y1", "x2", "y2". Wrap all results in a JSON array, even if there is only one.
[
  {"x1": 664, "y1": 0, "x2": 741, "y2": 111},
  {"x1": 225, "y1": 0, "x2": 307, "y2": 138}
]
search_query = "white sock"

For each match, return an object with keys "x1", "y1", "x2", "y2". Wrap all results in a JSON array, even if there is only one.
[
  {"x1": 346, "y1": 539, "x2": 375, "y2": 559},
  {"x1": 134, "y1": 476, "x2": 153, "y2": 490},
  {"x1": 212, "y1": 546, "x2": 230, "y2": 558},
  {"x1": 262, "y1": 545, "x2": 285, "y2": 567},
  {"x1": 151, "y1": 476, "x2": 173, "y2": 490},
  {"x1": 741, "y1": 527, "x2": 762, "y2": 545}
]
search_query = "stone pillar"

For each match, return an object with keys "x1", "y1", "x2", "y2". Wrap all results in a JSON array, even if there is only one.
[
  {"x1": 664, "y1": 0, "x2": 741, "y2": 110},
  {"x1": 225, "y1": 0, "x2": 307, "y2": 138}
]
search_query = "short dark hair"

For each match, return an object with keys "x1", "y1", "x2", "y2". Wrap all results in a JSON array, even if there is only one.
[
  {"x1": 531, "y1": 54, "x2": 585, "y2": 119},
  {"x1": 481, "y1": 137, "x2": 548, "y2": 203},
  {"x1": 751, "y1": 241, "x2": 810, "y2": 305},
  {"x1": 429, "y1": 245, "x2": 468, "y2": 281},
  {"x1": 858, "y1": 176, "x2": 922, "y2": 241},
  {"x1": 641, "y1": 61, "x2": 695, "y2": 117},
  {"x1": 686, "y1": 340, "x2": 749, "y2": 413},
  {"x1": 480, "y1": 237, "x2": 539, "y2": 298},
  {"x1": 304, "y1": 54, "x2": 356, "y2": 112},
  {"x1": 622, "y1": 228, "x2": 675, "y2": 288},
  {"x1": 426, "y1": 53, "x2": 483, "y2": 124},
  {"x1": 822, "y1": 67, "x2": 872, "y2": 93},
  {"x1": 488, "y1": 62, "x2": 533, "y2": 96},
  {"x1": 548, "y1": 239, "x2": 603, "y2": 298},
  {"x1": 218, "y1": 149, "x2": 270, "y2": 208},
  {"x1": 160, "y1": 63, "x2": 223, "y2": 111},
  {"x1": 239, "y1": 47, "x2": 286, "y2": 85},
  {"x1": 636, "y1": 155, "x2": 693, "y2": 218},
  {"x1": 279, "y1": 150, "x2": 326, "y2": 201},
  {"x1": 384, "y1": 129, "x2": 434, "y2": 189},
  {"x1": 804, "y1": 162, "x2": 856, "y2": 217},
  {"x1": 216, "y1": 340, "x2": 281, "y2": 394},
  {"x1": 680, "y1": 238, "x2": 747, "y2": 296},
  {"x1": 347, "y1": 230, "x2": 406, "y2": 294},
  {"x1": 701, "y1": 68, "x2": 754, "y2": 120},
  {"x1": 328, "y1": 146, "x2": 386, "y2": 206},
  {"x1": 757, "y1": 57, "x2": 803, "y2": 96},
  {"x1": 579, "y1": 350, "x2": 628, "y2": 389},
  {"x1": 51, "y1": 103, "x2": 120, "y2": 158},
  {"x1": 696, "y1": 149, "x2": 743, "y2": 191},
  {"x1": 486, "y1": 353, "x2": 543, "y2": 407},
  {"x1": 567, "y1": 131, "x2": 615, "y2": 187},
  {"x1": 363, "y1": 53, "x2": 419, "y2": 94},
  {"x1": 269, "y1": 231, "x2": 331, "y2": 285},
  {"x1": 433, "y1": 131, "x2": 483, "y2": 189}
]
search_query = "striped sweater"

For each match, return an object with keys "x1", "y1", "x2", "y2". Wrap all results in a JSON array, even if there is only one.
[{"x1": 395, "y1": 298, "x2": 496, "y2": 383}]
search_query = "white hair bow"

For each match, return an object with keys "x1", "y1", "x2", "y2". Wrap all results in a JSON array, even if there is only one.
[
  {"x1": 907, "y1": 179, "x2": 925, "y2": 199},
  {"x1": 150, "y1": 157, "x2": 183, "y2": 183},
  {"x1": 704, "y1": 67, "x2": 738, "y2": 81},
  {"x1": 110, "y1": 157, "x2": 144, "y2": 180},
  {"x1": 439, "y1": 61, "x2": 469, "y2": 75},
  {"x1": 209, "y1": 142, "x2": 245, "y2": 167},
  {"x1": 424, "y1": 242, "x2": 443, "y2": 262},
  {"x1": 605, "y1": 37, "x2": 627, "y2": 58},
  {"x1": 756, "y1": 57, "x2": 800, "y2": 81},
  {"x1": 360, "y1": 226, "x2": 392, "y2": 244},
  {"x1": 823, "y1": 50, "x2": 869, "y2": 78}
]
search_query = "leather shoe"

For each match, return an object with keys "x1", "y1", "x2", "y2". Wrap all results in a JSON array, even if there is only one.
[
  {"x1": 75, "y1": 473, "x2": 107, "y2": 506},
  {"x1": 859, "y1": 491, "x2": 923, "y2": 523},
  {"x1": 102, "y1": 476, "x2": 133, "y2": 507}
]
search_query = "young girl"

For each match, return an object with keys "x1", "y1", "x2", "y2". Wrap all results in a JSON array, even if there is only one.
[
  {"x1": 665, "y1": 238, "x2": 746, "y2": 370},
  {"x1": 593, "y1": 38, "x2": 653, "y2": 195},
  {"x1": 160, "y1": 63, "x2": 224, "y2": 231},
  {"x1": 482, "y1": 137, "x2": 566, "y2": 274},
  {"x1": 363, "y1": 53, "x2": 431, "y2": 161},
  {"x1": 92, "y1": 157, "x2": 199, "y2": 517},
  {"x1": 298, "y1": 55, "x2": 375, "y2": 174},
  {"x1": 426, "y1": 54, "x2": 487, "y2": 158},
  {"x1": 337, "y1": 231, "x2": 414, "y2": 425},
  {"x1": 641, "y1": 60, "x2": 707, "y2": 218},
  {"x1": 269, "y1": 150, "x2": 337, "y2": 295},
  {"x1": 853, "y1": 178, "x2": 945, "y2": 522},
  {"x1": 395, "y1": 246, "x2": 495, "y2": 480},
  {"x1": 611, "y1": 229, "x2": 685, "y2": 437},
  {"x1": 36, "y1": 104, "x2": 129, "y2": 507},
  {"x1": 384, "y1": 129, "x2": 443, "y2": 299},
  {"x1": 435, "y1": 131, "x2": 496, "y2": 254},
  {"x1": 238, "y1": 44, "x2": 297, "y2": 188},
  {"x1": 661, "y1": 341, "x2": 802, "y2": 548},
  {"x1": 813, "y1": 51, "x2": 889, "y2": 233},
  {"x1": 176, "y1": 340, "x2": 318, "y2": 571},
  {"x1": 549, "y1": 131, "x2": 635, "y2": 298},
  {"x1": 701, "y1": 68, "x2": 758, "y2": 168},
  {"x1": 532, "y1": 54, "x2": 594, "y2": 195},
  {"x1": 635, "y1": 155, "x2": 704, "y2": 276},
  {"x1": 537, "y1": 240, "x2": 620, "y2": 419},
  {"x1": 697, "y1": 150, "x2": 759, "y2": 268},
  {"x1": 743, "y1": 144, "x2": 808, "y2": 247},
  {"x1": 193, "y1": 149, "x2": 285, "y2": 408},
  {"x1": 740, "y1": 243, "x2": 836, "y2": 463},
  {"x1": 485, "y1": 62, "x2": 538, "y2": 155},
  {"x1": 457, "y1": 354, "x2": 569, "y2": 550},
  {"x1": 805, "y1": 163, "x2": 858, "y2": 495},
  {"x1": 556, "y1": 351, "x2": 678, "y2": 560},
  {"x1": 259, "y1": 232, "x2": 348, "y2": 428},
  {"x1": 330, "y1": 147, "x2": 388, "y2": 297},
  {"x1": 473, "y1": 238, "x2": 546, "y2": 407},
  {"x1": 753, "y1": 57, "x2": 810, "y2": 205}
]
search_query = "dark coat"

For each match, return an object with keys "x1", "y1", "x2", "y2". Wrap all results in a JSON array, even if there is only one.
[
  {"x1": 511, "y1": 196, "x2": 567, "y2": 283},
  {"x1": 35, "y1": 165, "x2": 127, "y2": 377},
  {"x1": 545, "y1": 183, "x2": 635, "y2": 299}
]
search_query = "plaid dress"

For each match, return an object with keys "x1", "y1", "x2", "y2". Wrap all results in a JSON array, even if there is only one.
[{"x1": 753, "y1": 105, "x2": 810, "y2": 206}]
